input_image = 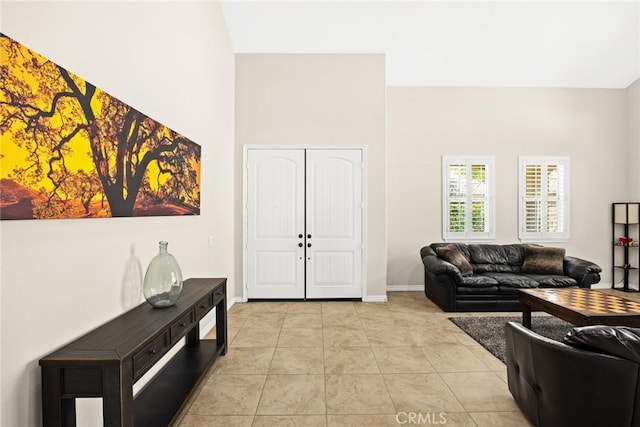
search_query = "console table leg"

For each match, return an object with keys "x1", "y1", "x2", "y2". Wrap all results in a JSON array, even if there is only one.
[
  {"x1": 216, "y1": 297, "x2": 227, "y2": 355},
  {"x1": 102, "y1": 362, "x2": 134, "y2": 426},
  {"x1": 61, "y1": 400, "x2": 76, "y2": 427},
  {"x1": 42, "y1": 367, "x2": 77, "y2": 427},
  {"x1": 522, "y1": 306, "x2": 532, "y2": 329},
  {"x1": 42, "y1": 399, "x2": 76, "y2": 427},
  {"x1": 187, "y1": 324, "x2": 200, "y2": 345}
]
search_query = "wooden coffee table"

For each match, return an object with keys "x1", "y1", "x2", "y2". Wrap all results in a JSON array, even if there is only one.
[{"x1": 518, "y1": 288, "x2": 640, "y2": 329}]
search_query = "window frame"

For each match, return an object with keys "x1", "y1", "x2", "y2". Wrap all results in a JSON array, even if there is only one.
[
  {"x1": 442, "y1": 155, "x2": 495, "y2": 242},
  {"x1": 518, "y1": 156, "x2": 570, "y2": 242}
]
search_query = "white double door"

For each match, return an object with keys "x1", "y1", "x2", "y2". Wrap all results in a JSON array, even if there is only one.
[{"x1": 246, "y1": 148, "x2": 363, "y2": 299}]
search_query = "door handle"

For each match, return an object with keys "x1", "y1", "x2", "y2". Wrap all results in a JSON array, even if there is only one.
[
  {"x1": 307, "y1": 234, "x2": 312, "y2": 239},
  {"x1": 298, "y1": 243, "x2": 303, "y2": 247},
  {"x1": 307, "y1": 243, "x2": 312, "y2": 247},
  {"x1": 298, "y1": 234, "x2": 303, "y2": 238}
]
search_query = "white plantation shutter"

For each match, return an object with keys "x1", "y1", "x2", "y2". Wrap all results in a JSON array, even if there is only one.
[
  {"x1": 448, "y1": 163, "x2": 467, "y2": 233},
  {"x1": 443, "y1": 156, "x2": 494, "y2": 241},
  {"x1": 470, "y1": 164, "x2": 489, "y2": 233},
  {"x1": 519, "y1": 157, "x2": 569, "y2": 241},
  {"x1": 524, "y1": 164, "x2": 542, "y2": 232}
]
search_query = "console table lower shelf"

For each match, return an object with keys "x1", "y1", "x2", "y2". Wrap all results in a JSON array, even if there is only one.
[
  {"x1": 39, "y1": 278, "x2": 227, "y2": 427},
  {"x1": 134, "y1": 340, "x2": 221, "y2": 426}
]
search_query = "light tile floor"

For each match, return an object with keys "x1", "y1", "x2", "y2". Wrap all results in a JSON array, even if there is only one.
[{"x1": 174, "y1": 292, "x2": 530, "y2": 426}]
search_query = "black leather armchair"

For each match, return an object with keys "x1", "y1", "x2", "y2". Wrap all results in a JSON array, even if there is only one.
[{"x1": 505, "y1": 321, "x2": 640, "y2": 427}]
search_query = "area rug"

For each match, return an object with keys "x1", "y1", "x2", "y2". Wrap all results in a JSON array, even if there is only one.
[{"x1": 449, "y1": 316, "x2": 574, "y2": 363}]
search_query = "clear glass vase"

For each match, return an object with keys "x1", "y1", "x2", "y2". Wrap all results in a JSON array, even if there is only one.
[{"x1": 143, "y1": 241, "x2": 183, "y2": 308}]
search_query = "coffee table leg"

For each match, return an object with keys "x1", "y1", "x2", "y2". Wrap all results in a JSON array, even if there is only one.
[{"x1": 522, "y1": 305, "x2": 531, "y2": 329}]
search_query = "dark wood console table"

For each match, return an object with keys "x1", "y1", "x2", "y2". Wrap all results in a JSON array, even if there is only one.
[{"x1": 39, "y1": 277, "x2": 227, "y2": 427}]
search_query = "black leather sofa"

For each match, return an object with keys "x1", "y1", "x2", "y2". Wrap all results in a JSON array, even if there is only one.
[
  {"x1": 420, "y1": 243, "x2": 601, "y2": 312},
  {"x1": 505, "y1": 321, "x2": 640, "y2": 427}
]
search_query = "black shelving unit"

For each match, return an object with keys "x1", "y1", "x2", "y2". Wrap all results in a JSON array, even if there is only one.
[{"x1": 612, "y1": 202, "x2": 640, "y2": 292}]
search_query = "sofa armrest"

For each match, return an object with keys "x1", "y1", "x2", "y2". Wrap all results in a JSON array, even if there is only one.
[
  {"x1": 563, "y1": 256, "x2": 602, "y2": 286},
  {"x1": 420, "y1": 245, "x2": 435, "y2": 259},
  {"x1": 422, "y1": 254, "x2": 463, "y2": 283}
]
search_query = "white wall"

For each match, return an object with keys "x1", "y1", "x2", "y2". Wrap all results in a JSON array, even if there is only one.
[
  {"x1": 0, "y1": 2, "x2": 235, "y2": 426},
  {"x1": 628, "y1": 79, "x2": 640, "y2": 198},
  {"x1": 234, "y1": 54, "x2": 388, "y2": 300},
  {"x1": 386, "y1": 86, "x2": 629, "y2": 287}
]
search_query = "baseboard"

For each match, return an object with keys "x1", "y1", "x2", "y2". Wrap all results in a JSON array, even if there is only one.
[
  {"x1": 386, "y1": 284, "x2": 423, "y2": 291},
  {"x1": 602, "y1": 282, "x2": 640, "y2": 291},
  {"x1": 233, "y1": 296, "x2": 393, "y2": 302},
  {"x1": 363, "y1": 295, "x2": 388, "y2": 302},
  {"x1": 230, "y1": 296, "x2": 247, "y2": 305}
]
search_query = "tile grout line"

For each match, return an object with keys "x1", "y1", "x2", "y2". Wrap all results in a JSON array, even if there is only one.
[
  {"x1": 252, "y1": 311, "x2": 283, "y2": 419},
  {"x1": 321, "y1": 305, "x2": 328, "y2": 419},
  {"x1": 360, "y1": 308, "x2": 400, "y2": 416}
]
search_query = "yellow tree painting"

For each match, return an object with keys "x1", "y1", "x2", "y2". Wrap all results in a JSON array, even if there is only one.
[{"x1": 0, "y1": 34, "x2": 201, "y2": 220}]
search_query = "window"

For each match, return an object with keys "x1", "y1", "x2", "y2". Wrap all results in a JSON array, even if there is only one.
[
  {"x1": 442, "y1": 156, "x2": 495, "y2": 241},
  {"x1": 519, "y1": 156, "x2": 569, "y2": 242}
]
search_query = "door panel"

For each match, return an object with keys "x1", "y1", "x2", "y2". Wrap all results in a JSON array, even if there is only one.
[
  {"x1": 312, "y1": 251, "x2": 355, "y2": 284},
  {"x1": 306, "y1": 150, "x2": 363, "y2": 298},
  {"x1": 246, "y1": 150, "x2": 305, "y2": 299}
]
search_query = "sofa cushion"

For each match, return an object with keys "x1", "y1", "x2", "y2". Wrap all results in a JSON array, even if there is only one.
[
  {"x1": 521, "y1": 274, "x2": 577, "y2": 288},
  {"x1": 436, "y1": 244, "x2": 473, "y2": 276},
  {"x1": 461, "y1": 275, "x2": 499, "y2": 287},
  {"x1": 522, "y1": 245, "x2": 565, "y2": 275},
  {"x1": 469, "y1": 244, "x2": 523, "y2": 273},
  {"x1": 564, "y1": 325, "x2": 640, "y2": 363},
  {"x1": 479, "y1": 272, "x2": 539, "y2": 288}
]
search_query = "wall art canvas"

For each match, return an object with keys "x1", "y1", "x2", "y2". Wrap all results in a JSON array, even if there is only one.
[{"x1": 0, "y1": 34, "x2": 201, "y2": 220}]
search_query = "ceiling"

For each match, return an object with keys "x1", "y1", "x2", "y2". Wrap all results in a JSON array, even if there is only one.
[{"x1": 220, "y1": 0, "x2": 640, "y2": 88}]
